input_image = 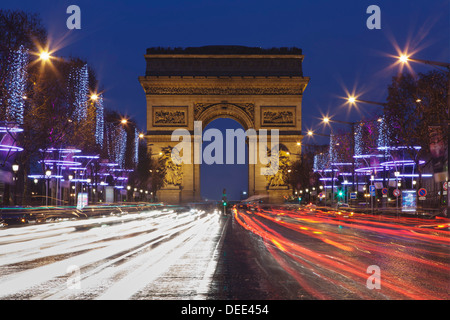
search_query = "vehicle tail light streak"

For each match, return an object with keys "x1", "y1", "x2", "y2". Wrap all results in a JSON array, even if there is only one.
[{"x1": 234, "y1": 207, "x2": 449, "y2": 300}]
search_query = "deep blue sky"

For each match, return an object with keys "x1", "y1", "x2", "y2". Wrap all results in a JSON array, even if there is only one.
[{"x1": 3, "y1": 0, "x2": 449, "y2": 199}]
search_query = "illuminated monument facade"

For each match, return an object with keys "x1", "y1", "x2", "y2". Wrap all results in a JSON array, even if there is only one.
[{"x1": 139, "y1": 46, "x2": 310, "y2": 203}]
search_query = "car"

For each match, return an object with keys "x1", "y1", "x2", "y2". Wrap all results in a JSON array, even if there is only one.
[
  {"x1": 336, "y1": 202, "x2": 349, "y2": 208},
  {"x1": 304, "y1": 203, "x2": 317, "y2": 212},
  {"x1": 333, "y1": 210, "x2": 354, "y2": 219}
]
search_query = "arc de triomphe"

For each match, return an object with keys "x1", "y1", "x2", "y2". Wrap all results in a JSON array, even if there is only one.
[{"x1": 139, "y1": 46, "x2": 309, "y2": 203}]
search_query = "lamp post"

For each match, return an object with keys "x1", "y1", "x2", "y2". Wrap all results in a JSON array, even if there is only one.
[
  {"x1": 45, "y1": 169, "x2": 51, "y2": 206},
  {"x1": 394, "y1": 171, "x2": 400, "y2": 211},
  {"x1": 12, "y1": 163, "x2": 19, "y2": 205},
  {"x1": 398, "y1": 55, "x2": 450, "y2": 214},
  {"x1": 68, "y1": 174, "x2": 73, "y2": 205},
  {"x1": 346, "y1": 96, "x2": 387, "y2": 108}
]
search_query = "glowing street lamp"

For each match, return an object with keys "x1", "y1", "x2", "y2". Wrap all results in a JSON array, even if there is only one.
[
  {"x1": 305, "y1": 129, "x2": 330, "y2": 138},
  {"x1": 321, "y1": 116, "x2": 355, "y2": 126},
  {"x1": 45, "y1": 169, "x2": 51, "y2": 206},
  {"x1": 399, "y1": 55, "x2": 409, "y2": 63},
  {"x1": 346, "y1": 95, "x2": 386, "y2": 108},
  {"x1": 39, "y1": 51, "x2": 51, "y2": 61}
]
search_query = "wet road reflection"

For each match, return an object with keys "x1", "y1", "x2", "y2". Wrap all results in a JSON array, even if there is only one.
[
  {"x1": 233, "y1": 204, "x2": 450, "y2": 300},
  {"x1": 0, "y1": 208, "x2": 225, "y2": 300}
]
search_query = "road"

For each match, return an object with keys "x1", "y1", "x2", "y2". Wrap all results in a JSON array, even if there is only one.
[
  {"x1": 217, "y1": 204, "x2": 450, "y2": 300},
  {"x1": 0, "y1": 207, "x2": 226, "y2": 300},
  {"x1": 0, "y1": 204, "x2": 448, "y2": 301}
]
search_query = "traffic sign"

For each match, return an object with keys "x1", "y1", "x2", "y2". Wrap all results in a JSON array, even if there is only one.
[
  {"x1": 381, "y1": 188, "x2": 388, "y2": 195},
  {"x1": 350, "y1": 192, "x2": 357, "y2": 200},
  {"x1": 393, "y1": 189, "x2": 400, "y2": 197},
  {"x1": 444, "y1": 182, "x2": 448, "y2": 191},
  {"x1": 418, "y1": 188, "x2": 427, "y2": 197},
  {"x1": 369, "y1": 185, "x2": 376, "y2": 196}
]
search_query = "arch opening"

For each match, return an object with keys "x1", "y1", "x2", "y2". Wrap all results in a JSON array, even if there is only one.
[{"x1": 200, "y1": 118, "x2": 248, "y2": 201}]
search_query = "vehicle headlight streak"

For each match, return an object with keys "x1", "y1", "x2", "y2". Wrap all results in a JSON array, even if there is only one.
[{"x1": 0, "y1": 209, "x2": 222, "y2": 299}]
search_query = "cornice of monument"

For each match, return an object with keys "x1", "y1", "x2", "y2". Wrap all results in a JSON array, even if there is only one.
[{"x1": 138, "y1": 76, "x2": 309, "y2": 95}]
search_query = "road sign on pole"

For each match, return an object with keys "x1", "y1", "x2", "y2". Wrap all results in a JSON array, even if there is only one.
[
  {"x1": 418, "y1": 188, "x2": 427, "y2": 197},
  {"x1": 393, "y1": 189, "x2": 401, "y2": 197},
  {"x1": 369, "y1": 185, "x2": 376, "y2": 196}
]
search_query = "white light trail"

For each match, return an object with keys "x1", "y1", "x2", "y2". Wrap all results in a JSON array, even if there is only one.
[{"x1": 0, "y1": 209, "x2": 224, "y2": 300}]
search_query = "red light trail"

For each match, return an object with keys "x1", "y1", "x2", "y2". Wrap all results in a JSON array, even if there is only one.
[{"x1": 234, "y1": 205, "x2": 450, "y2": 300}]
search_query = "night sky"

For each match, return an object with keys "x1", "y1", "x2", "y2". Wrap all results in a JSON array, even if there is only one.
[{"x1": 2, "y1": 0, "x2": 449, "y2": 200}]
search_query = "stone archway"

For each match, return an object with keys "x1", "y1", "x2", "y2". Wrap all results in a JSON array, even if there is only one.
[
  {"x1": 195, "y1": 102, "x2": 254, "y2": 131},
  {"x1": 139, "y1": 46, "x2": 309, "y2": 203}
]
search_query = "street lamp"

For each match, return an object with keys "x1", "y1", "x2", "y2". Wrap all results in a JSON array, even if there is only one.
[
  {"x1": 45, "y1": 169, "x2": 51, "y2": 206},
  {"x1": 39, "y1": 51, "x2": 51, "y2": 61},
  {"x1": 305, "y1": 129, "x2": 330, "y2": 138},
  {"x1": 12, "y1": 163, "x2": 19, "y2": 205},
  {"x1": 348, "y1": 96, "x2": 356, "y2": 104},
  {"x1": 399, "y1": 55, "x2": 409, "y2": 63},
  {"x1": 346, "y1": 95, "x2": 386, "y2": 108}
]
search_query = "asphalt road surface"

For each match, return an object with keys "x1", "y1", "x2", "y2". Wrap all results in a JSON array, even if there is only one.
[
  {"x1": 0, "y1": 204, "x2": 448, "y2": 301},
  {"x1": 212, "y1": 204, "x2": 449, "y2": 300},
  {"x1": 0, "y1": 207, "x2": 226, "y2": 300}
]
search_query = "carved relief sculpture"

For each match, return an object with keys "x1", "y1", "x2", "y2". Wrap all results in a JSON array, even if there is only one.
[
  {"x1": 261, "y1": 106, "x2": 296, "y2": 126},
  {"x1": 152, "y1": 106, "x2": 188, "y2": 126},
  {"x1": 194, "y1": 103, "x2": 255, "y2": 122},
  {"x1": 265, "y1": 150, "x2": 291, "y2": 187},
  {"x1": 158, "y1": 146, "x2": 183, "y2": 186}
]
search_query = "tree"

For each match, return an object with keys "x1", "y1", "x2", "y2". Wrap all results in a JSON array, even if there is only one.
[
  {"x1": 289, "y1": 144, "x2": 325, "y2": 192},
  {"x1": 128, "y1": 141, "x2": 152, "y2": 191},
  {"x1": 384, "y1": 70, "x2": 448, "y2": 186},
  {"x1": 0, "y1": 9, "x2": 46, "y2": 122}
]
